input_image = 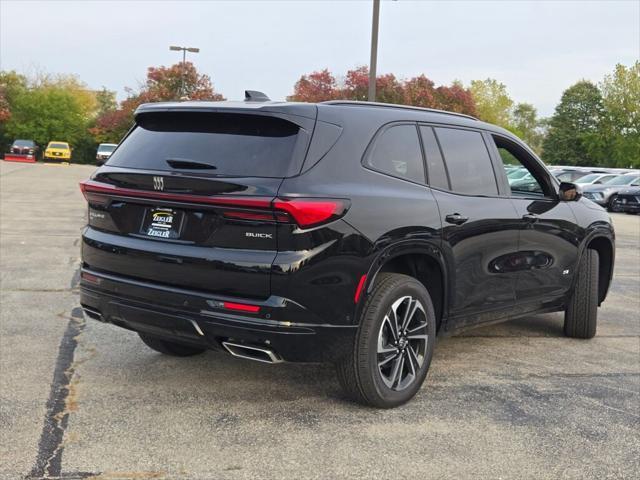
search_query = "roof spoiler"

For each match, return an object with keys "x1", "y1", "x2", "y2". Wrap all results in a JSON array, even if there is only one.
[{"x1": 244, "y1": 90, "x2": 270, "y2": 102}]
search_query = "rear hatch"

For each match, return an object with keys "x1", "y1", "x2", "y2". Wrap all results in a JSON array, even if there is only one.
[{"x1": 81, "y1": 107, "x2": 315, "y2": 299}]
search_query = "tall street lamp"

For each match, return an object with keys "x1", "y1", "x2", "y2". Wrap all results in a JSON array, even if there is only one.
[
  {"x1": 169, "y1": 45, "x2": 200, "y2": 99},
  {"x1": 368, "y1": 0, "x2": 380, "y2": 102}
]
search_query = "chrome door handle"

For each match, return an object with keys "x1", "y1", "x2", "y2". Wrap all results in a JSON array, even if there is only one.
[
  {"x1": 522, "y1": 213, "x2": 539, "y2": 223},
  {"x1": 445, "y1": 213, "x2": 469, "y2": 225}
]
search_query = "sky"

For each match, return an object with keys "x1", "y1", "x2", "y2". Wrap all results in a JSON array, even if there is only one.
[{"x1": 1, "y1": 0, "x2": 638, "y2": 117}]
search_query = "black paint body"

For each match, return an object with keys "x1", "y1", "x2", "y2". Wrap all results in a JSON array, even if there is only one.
[{"x1": 80, "y1": 100, "x2": 615, "y2": 362}]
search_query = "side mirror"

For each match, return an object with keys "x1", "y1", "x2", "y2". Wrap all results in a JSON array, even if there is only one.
[{"x1": 559, "y1": 182, "x2": 582, "y2": 202}]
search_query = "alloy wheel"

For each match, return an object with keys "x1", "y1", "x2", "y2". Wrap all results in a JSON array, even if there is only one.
[{"x1": 377, "y1": 295, "x2": 429, "y2": 391}]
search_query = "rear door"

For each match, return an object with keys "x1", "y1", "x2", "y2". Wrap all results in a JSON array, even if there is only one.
[
  {"x1": 422, "y1": 126, "x2": 522, "y2": 326},
  {"x1": 81, "y1": 110, "x2": 314, "y2": 299}
]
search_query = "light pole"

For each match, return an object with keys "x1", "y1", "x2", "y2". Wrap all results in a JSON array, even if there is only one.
[
  {"x1": 368, "y1": 0, "x2": 380, "y2": 102},
  {"x1": 169, "y1": 45, "x2": 200, "y2": 99}
]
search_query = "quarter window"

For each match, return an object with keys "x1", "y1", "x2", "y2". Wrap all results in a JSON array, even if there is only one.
[
  {"x1": 434, "y1": 127, "x2": 498, "y2": 196},
  {"x1": 419, "y1": 126, "x2": 449, "y2": 190},
  {"x1": 367, "y1": 124, "x2": 425, "y2": 183}
]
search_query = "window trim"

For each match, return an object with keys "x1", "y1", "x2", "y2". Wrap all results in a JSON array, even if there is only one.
[
  {"x1": 417, "y1": 125, "x2": 451, "y2": 190},
  {"x1": 362, "y1": 121, "x2": 427, "y2": 186}
]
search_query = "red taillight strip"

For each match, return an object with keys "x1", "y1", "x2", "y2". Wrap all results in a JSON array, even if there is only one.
[
  {"x1": 79, "y1": 180, "x2": 350, "y2": 228},
  {"x1": 354, "y1": 274, "x2": 367, "y2": 304},
  {"x1": 223, "y1": 301, "x2": 261, "y2": 313},
  {"x1": 79, "y1": 179, "x2": 273, "y2": 209}
]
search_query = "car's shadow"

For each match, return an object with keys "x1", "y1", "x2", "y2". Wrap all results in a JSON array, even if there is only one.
[{"x1": 94, "y1": 312, "x2": 566, "y2": 408}]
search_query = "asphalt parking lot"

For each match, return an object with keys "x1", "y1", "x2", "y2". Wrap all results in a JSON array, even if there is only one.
[{"x1": 1, "y1": 161, "x2": 638, "y2": 480}]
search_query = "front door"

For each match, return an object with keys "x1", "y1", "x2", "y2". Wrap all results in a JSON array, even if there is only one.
[{"x1": 487, "y1": 134, "x2": 580, "y2": 303}]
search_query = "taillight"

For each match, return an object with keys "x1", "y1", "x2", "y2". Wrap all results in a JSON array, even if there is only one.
[
  {"x1": 79, "y1": 180, "x2": 350, "y2": 228},
  {"x1": 272, "y1": 198, "x2": 350, "y2": 228}
]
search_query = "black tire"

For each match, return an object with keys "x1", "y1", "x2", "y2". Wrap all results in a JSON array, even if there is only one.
[
  {"x1": 607, "y1": 195, "x2": 618, "y2": 212},
  {"x1": 138, "y1": 332, "x2": 206, "y2": 357},
  {"x1": 564, "y1": 249, "x2": 599, "y2": 339},
  {"x1": 336, "y1": 273, "x2": 436, "y2": 408}
]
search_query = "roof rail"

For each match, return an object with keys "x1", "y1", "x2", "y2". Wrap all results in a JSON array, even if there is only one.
[{"x1": 321, "y1": 100, "x2": 478, "y2": 121}]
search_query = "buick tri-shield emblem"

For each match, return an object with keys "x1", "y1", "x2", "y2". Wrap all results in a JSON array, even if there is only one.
[{"x1": 153, "y1": 176, "x2": 164, "y2": 191}]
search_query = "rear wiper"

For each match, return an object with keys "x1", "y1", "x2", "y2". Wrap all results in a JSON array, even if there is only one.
[{"x1": 166, "y1": 158, "x2": 217, "y2": 170}]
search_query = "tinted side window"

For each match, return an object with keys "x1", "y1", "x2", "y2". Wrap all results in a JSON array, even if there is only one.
[
  {"x1": 367, "y1": 124, "x2": 425, "y2": 183},
  {"x1": 492, "y1": 135, "x2": 546, "y2": 197},
  {"x1": 419, "y1": 126, "x2": 449, "y2": 190},
  {"x1": 434, "y1": 127, "x2": 498, "y2": 196}
]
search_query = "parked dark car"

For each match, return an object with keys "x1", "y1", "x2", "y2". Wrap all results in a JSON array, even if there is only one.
[
  {"x1": 10, "y1": 139, "x2": 37, "y2": 155},
  {"x1": 582, "y1": 173, "x2": 640, "y2": 210},
  {"x1": 79, "y1": 96, "x2": 615, "y2": 407},
  {"x1": 7, "y1": 139, "x2": 39, "y2": 161},
  {"x1": 611, "y1": 186, "x2": 640, "y2": 214}
]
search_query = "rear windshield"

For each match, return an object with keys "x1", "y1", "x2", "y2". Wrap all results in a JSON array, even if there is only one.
[
  {"x1": 106, "y1": 112, "x2": 301, "y2": 177},
  {"x1": 13, "y1": 140, "x2": 35, "y2": 147}
]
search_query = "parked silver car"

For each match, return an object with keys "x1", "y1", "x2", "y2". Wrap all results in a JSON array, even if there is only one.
[{"x1": 582, "y1": 173, "x2": 640, "y2": 210}]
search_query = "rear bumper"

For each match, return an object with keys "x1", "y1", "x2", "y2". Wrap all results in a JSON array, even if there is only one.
[{"x1": 80, "y1": 268, "x2": 356, "y2": 363}]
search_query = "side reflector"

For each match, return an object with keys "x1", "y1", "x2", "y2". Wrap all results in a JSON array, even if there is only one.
[
  {"x1": 354, "y1": 274, "x2": 367, "y2": 304},
  {"x1": 81, "y1": 271, "x2": 102, "y2": 285},
  {"x1": 223, "y1": 302, "x2": 260, "y2": 313}
]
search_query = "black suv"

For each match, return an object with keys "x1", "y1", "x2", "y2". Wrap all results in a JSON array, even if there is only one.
[{"x1": 80, "y1": 96, "x2": 615, "y2": 408}]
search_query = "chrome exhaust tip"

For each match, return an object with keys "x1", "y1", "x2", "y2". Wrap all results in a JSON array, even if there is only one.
[
  {"x1": 222, "y1": 341, "x2": 283, "y2": 364},
  {"x1": 82, "y1": 306, "x2": 103, "y2": 321}
]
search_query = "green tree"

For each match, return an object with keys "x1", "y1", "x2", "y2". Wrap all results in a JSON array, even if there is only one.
[
  {"x1": 542, "y1": 81, "x2": 604, "y2": 166},
  {"x1": 96, "y1": 87, "x2": 117, "y2": 115},
  {"x1": 469, "y1": 79, "x2": 514, "y2": 128},
  {"x1": 0, "y1": 71, "x2": 28, "y2": 150},
  {"x1": 1, "y1": 74, "x2": 99, "y2": 162},
  {"x1": 599, "y1": 62, "x2": 640, "y2": 168},
  {"x1": 512, "y1": 103, "x2": 544, "y2": 154}
]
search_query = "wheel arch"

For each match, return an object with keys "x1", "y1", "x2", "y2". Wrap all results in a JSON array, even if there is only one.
[
  {"x1": 358, "y1": 242, "x2": 449, "y2": 333},
  {"x1": 584, "y1": 235, "x2": 615, "y2": 305}
]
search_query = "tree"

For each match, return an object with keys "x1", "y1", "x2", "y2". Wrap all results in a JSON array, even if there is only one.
[
  {"x1": 96, "y1": 87, "x2": 117, "y2": 115},
  {"x1": 287, "y1": 69, "x2": 338, "y2": 102},
  {"x1": 542, "y1": 81, "x2": 604, "y2": 166},
  {"x1": 599, "y1": 62, "x2": 640, "y2": 168},
  {"x1": 90, "y1": 62, "x2": 225, "y2": 144},
  {"x1": 288, "y1": 68, "x2": 477, "y2": 116},
  {"x1": 470, "y1": 79, "x2": 514, "y2": 127},
  {"x1": 0, "y1": 71, "x2": 28, "y2": 149},
  {"x1": 3, "y1": 75, "x2": 97, "y2": 151},
  {"x1": 144, "y1": 62, "x2": 223, "y2": 102},
  {"x1": 433, "y1": 82, "x2": 477, "y2": 117},
  {"x1": 512, "y1": 103, "x2": 543, "y2": 154}
]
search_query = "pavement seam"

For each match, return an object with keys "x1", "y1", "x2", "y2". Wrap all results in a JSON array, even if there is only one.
[
  {"x1": 27, "y1": 307, "x2": 86, "y2": 480},
  {"x1": 26, "y1": 267, "x2": 85, "y2": 480}
]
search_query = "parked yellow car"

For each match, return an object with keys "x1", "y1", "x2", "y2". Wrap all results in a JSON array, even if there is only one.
[{"x1": 44, "y1": 141, "x2": 71, "y2": 162}]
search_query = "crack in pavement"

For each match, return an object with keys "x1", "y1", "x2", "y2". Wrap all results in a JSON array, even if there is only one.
[
  {"x1": 27, "y1": 307, "x2": 86, "y2": 479},
  {"x1": 27, "y1": 268, "x2": 86, "y2": 480}
]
